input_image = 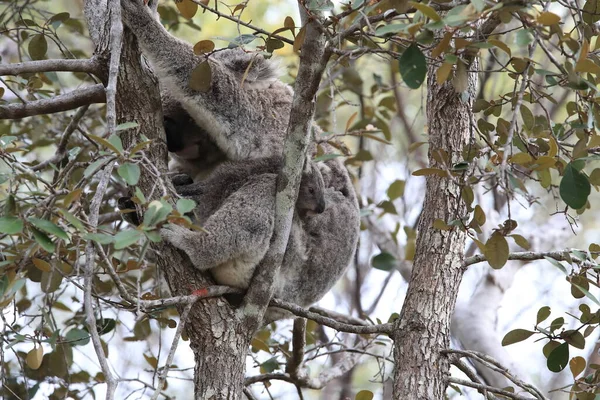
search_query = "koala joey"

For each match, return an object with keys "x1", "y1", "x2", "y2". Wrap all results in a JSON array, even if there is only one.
[{"x1": 161, "y1": 156, "x2": 326, "y2": 290}]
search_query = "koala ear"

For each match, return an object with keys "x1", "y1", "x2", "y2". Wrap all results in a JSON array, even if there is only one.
[{"x1": 302, "y1": 154, "x2": 312, "y2": 174}]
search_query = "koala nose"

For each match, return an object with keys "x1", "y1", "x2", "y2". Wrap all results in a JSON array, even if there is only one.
[{"x1": 316, "y1": 199, "x2": 326, "y2": 214}]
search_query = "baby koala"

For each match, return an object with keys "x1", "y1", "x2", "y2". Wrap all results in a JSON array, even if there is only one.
[{"x1": 161, "y1": 156, "x2": 326, "y2": 289}]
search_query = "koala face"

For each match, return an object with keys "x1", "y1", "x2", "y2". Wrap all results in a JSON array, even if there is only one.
[{"x1": 297, "y1": 163, "x2": 326, "y2": 215}]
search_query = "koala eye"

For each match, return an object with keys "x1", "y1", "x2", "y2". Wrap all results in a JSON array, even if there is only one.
[{"x1": 309, "y1": 188, "x2": 315, "y2": 194}]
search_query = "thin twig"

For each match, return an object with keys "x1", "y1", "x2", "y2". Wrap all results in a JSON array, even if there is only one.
[
  {"x1": 189, "y1": 0, "x2": 294, "y2": 45},
  {"x1": 269, "y1": 299, "x2": 392, "y2": 335},
  {"x1": 150, "y1": 302, "x2": 195, "y2": 400},
  {"x1": 464, "y1": 249, "x2": 598, "y2": 268},
  {"x1": 33, "y1": 105, "x2": 90, "y2": 171},
  {"x1": 84, "y1": 166, "x2": 118, "y2": 400}
]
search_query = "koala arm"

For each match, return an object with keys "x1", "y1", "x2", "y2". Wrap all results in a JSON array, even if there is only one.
[
  {"x1": 120, "y1": 0, "x2": 292, "y2": 160},
  {"x1": 161, "y1": 175, "x2": 276, "y2": 271}
]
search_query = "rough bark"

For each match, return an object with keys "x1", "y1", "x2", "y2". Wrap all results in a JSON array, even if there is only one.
[
  {"x1": 83, "y1": 2, "x2": 251, "y2": 398},
  {"x1": 117, "y1": 31, "x2": 251, "y2": 400},
  {"x1": 391, "y1": 62, "x2": 477, "y2": 398}
]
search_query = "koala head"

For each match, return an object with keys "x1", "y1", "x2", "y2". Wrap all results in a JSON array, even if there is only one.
[
  {"x1": 214, "y1": 47, "x2": 281, "y2": 90},
  {"x1": 296, "y1": 160, "x2": 326, "y2": 216}
]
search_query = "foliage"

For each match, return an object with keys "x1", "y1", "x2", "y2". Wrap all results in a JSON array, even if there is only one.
[{"x1": 2, "y1": 0, "x2": 600, "y2": 398}]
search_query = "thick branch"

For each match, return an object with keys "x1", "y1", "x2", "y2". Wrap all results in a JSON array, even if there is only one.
[
  {"x1": 0, "y1": 84, "x2": 106, "y2": 119},
  {"x1": 0, "y1": 58, "x2": 101, "y2": 76},
  {"x1": 241, "y1": 8, "x2": 330, "y2": 328}
]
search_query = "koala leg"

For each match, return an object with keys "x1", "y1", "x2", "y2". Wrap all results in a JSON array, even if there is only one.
[{"x1": 161, "y1": 176, "x2": 276, "y2": 273}]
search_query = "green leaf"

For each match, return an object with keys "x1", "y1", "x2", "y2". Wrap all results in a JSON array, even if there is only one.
[
  {"x1": 484, "y1": 232, "x2": 509, "y2": 269},
  {"x1": 143, "y1": 200, "x2": 173, "y2": 227},
  {"x1": 502, "y1": 329, "x2": 535, "y2": 346},
  {"x1": 536, "y1": 306, "x2": 551, "y2": 325},
  {"x1": 515, "y1": 29, "x2": 533, "y2": 46},
  {"x1": 547, "y1": 342, "x2": 569, "y2": 372},
  {"x1": 583, "y1": 0, "x2": 600, "y2": 24},
  {"x1": 560, "y1": 163, "x2": 591, "y2": 209},
  {"x1": 114, "y1": 230, "x2": 143, "y2": 250},
  {"x1": 107, "y1": 135, "x2": 124, "y2": 153},
  {"x1": 87, "y1": 134, "x2": 122, "y2": 154},
  {"x1": 572, "y1": 283, "x2": 600, "y2": 306},
  {"x1": 177, "y1": 198, "x2": 196, "y2": 215},
  {"x1": 544, "y1": 256, "x2": 568, "y2": 274},
  {"x1": 307, "y1": 0, "x2": 334, "y2": 11},
  {"x1": 84, "y1": 158, "x2": 108, "y2": 178},
  {"x1": 371, "y1": 252, "x2": 397, "y2": 271},
  {"x1": 509, "y1": 234, "x2": 531, "y2": 250},
  {"x1": 27, "y1": 218, "x2": 69, "y2": 241},
  {"x1": 97, "y1": 319, "x2": 116, "y2": 335},
  {"x1": 59, "y1": 210, "x2": 86, "y2": 231},
  {"x1": 31, "y1": 227, "x2": 55, "y2": 252},
  {"x1": 115, "y1": 122, "x2": 139, "y2": 132},
  {"x1": 65, "y1": 328, "x2": 90, "y2": 346},
  {"x1": 118, "y1": 163, "x2": 140, "y2": 186},
  {"x1": 28, "y1": 34, "x2": 47, "y2": 60},
  {"x1": 0, "y1": 216, "x2": 23, "y2": 234},
  {"x1": 189, "y1": 61, "x2": 212, "y2": 92},
  {"x1": 386, "y1": 180, "x2": 405, "y2": 200},
  {"x1": 562, "y1": 330, "x2": 586, "y2": 350},
  {"x1": 399, "y1": 44, "x2": 427, "y2": 89},
  {"x1": 355, "y1": 390, "x2": 374, "y2": 400},
  {"x1": 83, "y1": 233, "x2": 114, "y2": 245}
]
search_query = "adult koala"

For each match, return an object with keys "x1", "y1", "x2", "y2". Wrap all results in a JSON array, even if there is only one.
[
  {"x1": 120, "y1": 0, "x2": 360, "y2": 318},
  {"x1": 162, "y1": 156, "x2": 326, "y2": 294}
]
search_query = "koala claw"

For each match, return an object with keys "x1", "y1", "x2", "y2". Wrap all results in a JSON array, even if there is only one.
[{"x1": 160, "y1": 224, "x2": 191, "y2": 248}]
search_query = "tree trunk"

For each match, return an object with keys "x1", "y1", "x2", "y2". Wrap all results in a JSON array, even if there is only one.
[
  {"x1": 82, "y1": 2, "x2": 252, "y2": 397},
  {"x1": 117, "y1": 31, "x2": 252, "y2": 400},
  {"x1": 391, "y1": 61, "x2": 477, "y2": 399}
]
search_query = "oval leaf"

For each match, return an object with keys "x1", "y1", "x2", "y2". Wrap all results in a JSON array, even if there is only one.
[
  {"x1": 189, "y1": 61, "x2": 212, "y2": 92},
  {"x1": 547, "y1": 342, "x2": 569, "y2": 372},
  {"x1": 484, "y1": 232, "x2": 509, "y2": 269},
  {"x1": 114, "y1": 230, "x2": 143, "y2": 250},
  {"x1": 355, "y1": 390, "x2": 374, "y2": 400},
  {"x1": 26, "y1": 346, "x2": 43, "y2": 370},
  {"x1": 193, "y1": 40, "x2": 215, "y2": 55},
  {"x1": 560, "y1": 163, "x2": 591, "y2": 210},
  {"x1": 28, "y1": 34, "x2": 47, "y2": 60},
  {"x1": 176, "y1": 0, "x2": 198, "y2": 19},
  {"x1": 399, "y1": 44, "x2": 427, "y2": 89},
  {"x1": 502, "y1": 329, "x2": 535, "y2": 346},
  {"x1": 0, "y1": 216, "x2": 23, "y2": 234},
  {"x1": 371, "y1": 252, "x2": 396, "y2": 271},
  {"x1": 536, "y1": 306, "x2": 551, "y2": 325},
  {"x1": 28, "y1": 218, "x2": 68, "y2": 240},
  {"x1": 570, "y1": 356, "x2": 586, "y2": 378},
  {"x1": 118, "y1": 163, "x2": 140, "y2": 186}
]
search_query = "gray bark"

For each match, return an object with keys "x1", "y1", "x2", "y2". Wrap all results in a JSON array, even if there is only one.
[
  {"x1": 83, "y1": 2, "x2": 251, "y2": 398},
  {"x1": 391, "y1": 61, "x2": 477, "y2": 399}
]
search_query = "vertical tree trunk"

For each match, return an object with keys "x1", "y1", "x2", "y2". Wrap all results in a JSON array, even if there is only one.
[
  {"x1": 391, "y1": 61, "x2": 477, "y2": 399},
  {"x1": 116, "y1": 32, "x2": 252, "y2": 400},
  {"x1": 80, "y1": 2, "x2": 253, "y2": 395}
]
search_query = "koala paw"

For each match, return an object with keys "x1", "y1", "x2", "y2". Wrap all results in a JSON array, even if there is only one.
[
  {"x1": 172, "y1": 173, "x2": 194, "y2": 187},
  {"x1": 160, "y1": 224, "x2": 192, "y2": 250}
]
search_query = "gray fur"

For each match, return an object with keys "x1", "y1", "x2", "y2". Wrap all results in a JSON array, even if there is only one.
[
  {"x1": 161, "y1": 157, "x2": 326, "y2": 290},
  {"x1": 121, "y1": 0, "x2": 360, "y2": 317}
]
